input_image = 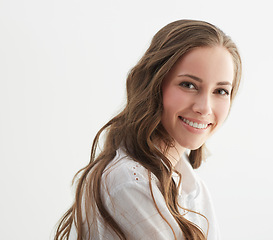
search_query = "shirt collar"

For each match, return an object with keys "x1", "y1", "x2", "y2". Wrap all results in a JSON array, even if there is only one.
[{"x1": 172, "y1": 152, "x2": 198, "y2": 195}]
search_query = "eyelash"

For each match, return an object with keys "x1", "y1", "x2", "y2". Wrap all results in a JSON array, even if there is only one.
[
  {"x1": 215, "y1": 89, "x2": 230, "y2": 96},
  {"x1": 179, "y1": 81, "x2": 230, "y2": 96},
  {"x1": 180, "y1": 82, "x2": 197, "y2": 89}
]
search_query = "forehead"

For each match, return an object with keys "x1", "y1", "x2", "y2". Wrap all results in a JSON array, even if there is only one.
[{"x1": 170, "y1": 46, "x2": 234, "y2": 84}]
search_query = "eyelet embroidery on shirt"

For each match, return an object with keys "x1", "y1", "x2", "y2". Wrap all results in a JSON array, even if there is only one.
[
  {"x1": 150, "y1": 174, "x2": 157, "y2": 182},
  {"x1": 131, "y1": 164, "x2": 159, "y2": 183},
  {"x1": 132, "y1": 164, "x2": 140, "y2": 181},
  {"x1": 181, "y1": 209, "x2": 188, "y2": 216}
]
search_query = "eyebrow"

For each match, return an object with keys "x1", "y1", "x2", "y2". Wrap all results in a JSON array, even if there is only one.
[{"x1": 178, "y1": 74, "x2": 232, "y2": 86}]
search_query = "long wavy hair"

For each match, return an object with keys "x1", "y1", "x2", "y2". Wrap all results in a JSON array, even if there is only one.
[{"x1": 54, "y1": 19, "x2": 242, "y2": 240}]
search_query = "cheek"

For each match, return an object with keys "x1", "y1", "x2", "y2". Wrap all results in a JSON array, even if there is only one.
[
  {"x1": 162, "y1": 88, "x2": 185, "y2": 128},
  {"x1": 215, "y1": 100, "x2": 231, "y2": 123},
  {"x1": 163, "y1": 88, "x2": 190, "y2": 112}
]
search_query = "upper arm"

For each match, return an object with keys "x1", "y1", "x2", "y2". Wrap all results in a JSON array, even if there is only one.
[{"x1": 103, "y1": 180, "x2": 183, "y2": 240}]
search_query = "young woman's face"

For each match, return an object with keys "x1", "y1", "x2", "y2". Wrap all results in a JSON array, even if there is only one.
[{"x1": 161, "y1": 46, "x2": 234, "y2": 152}]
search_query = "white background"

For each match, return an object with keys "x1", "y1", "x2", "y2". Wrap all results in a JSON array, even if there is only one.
[{"x1": 1, "y1": 0, "x2": 273, "y2": 239}]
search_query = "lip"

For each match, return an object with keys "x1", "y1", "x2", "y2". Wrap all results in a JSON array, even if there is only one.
[
  {"x1": 180, "y1": 116, "x2": 211, "y2": 125},
  {"x1": 178, "y1": 116, "x2": 212, "y2": 134}
]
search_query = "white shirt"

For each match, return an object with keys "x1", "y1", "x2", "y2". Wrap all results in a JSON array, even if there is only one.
[{"x1": 69, "y1": 148, "x2": 220, "y2": 239}]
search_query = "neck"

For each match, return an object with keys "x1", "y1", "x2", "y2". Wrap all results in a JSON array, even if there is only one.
[
  {"x1": 165, "y1": 146, "x2": 186, "y2": 167},
  {"x1": 156, "y1": 138, "x2": 186, "y2": 167},
  {"x1": 157, "y1": 139, "x2": 185, "y2": 167}
]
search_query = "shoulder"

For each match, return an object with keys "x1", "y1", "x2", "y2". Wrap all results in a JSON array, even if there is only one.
[{"x1": 101, "y1": 148, "x2": 158, "y2": 196}]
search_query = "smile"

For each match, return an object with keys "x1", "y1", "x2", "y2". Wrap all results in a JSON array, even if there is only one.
[{"x1": 179, "y1": 116, "x2": 210, "y2": 129}]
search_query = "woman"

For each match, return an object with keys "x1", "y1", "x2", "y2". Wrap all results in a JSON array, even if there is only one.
[{"x1": 54, "y1": 19, "x2": 242, "y2": 240}]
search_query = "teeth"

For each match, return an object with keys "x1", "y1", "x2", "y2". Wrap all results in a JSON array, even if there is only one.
[{"x1": 181, "y1": 117, "x2": 208, "y2": 129}]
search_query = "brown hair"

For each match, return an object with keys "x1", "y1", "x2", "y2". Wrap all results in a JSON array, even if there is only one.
[{"x1": 54, "y1": 19, "x2": 242, "y2": 240}]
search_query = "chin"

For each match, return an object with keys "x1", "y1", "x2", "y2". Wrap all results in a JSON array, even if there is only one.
[{"x1": 180, "y1": 141, "x2": 204, "y2": 151}]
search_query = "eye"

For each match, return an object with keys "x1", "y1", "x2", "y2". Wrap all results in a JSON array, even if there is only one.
[
  {"x1": 214, "y1": 88, "x2": 230, "y2": 96},
  {"x1": 180, "y1": 82, "x2": 197, "y2": 90}
]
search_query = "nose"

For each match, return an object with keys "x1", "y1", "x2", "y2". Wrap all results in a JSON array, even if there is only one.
[{"x1": 192, "y1": 93, "x2": 212, "y2": 116}]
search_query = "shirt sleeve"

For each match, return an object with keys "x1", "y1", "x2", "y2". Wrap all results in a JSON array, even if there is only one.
[{"x1": 102, "y1": 179, "x2": 184, "y2": 240}]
